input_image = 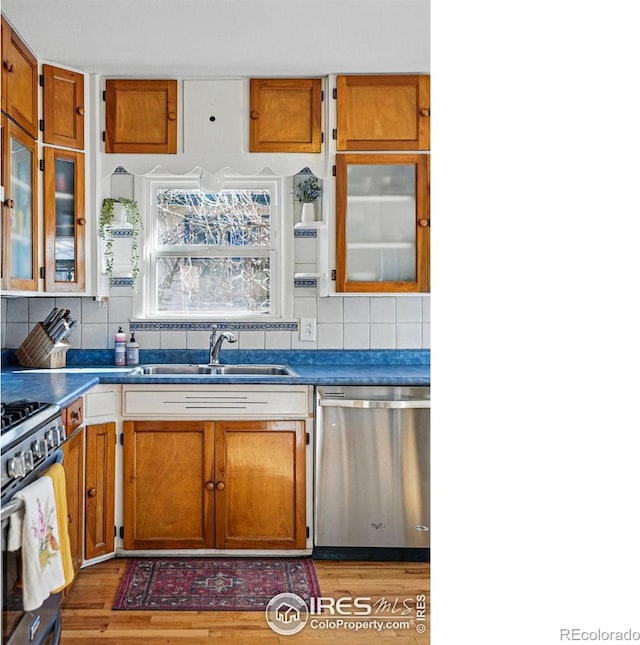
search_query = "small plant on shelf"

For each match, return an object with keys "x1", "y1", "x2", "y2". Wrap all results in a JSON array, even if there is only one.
[
  {"x1": 99, "y1": 197, "x2": 142, "y2": 285},
  {"x1": 294, "y1": 175, "x2": 322, "y2": 203}
]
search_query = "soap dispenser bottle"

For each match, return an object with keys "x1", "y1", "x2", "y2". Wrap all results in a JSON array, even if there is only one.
[
  {"x1": 114, "y1": 326, "x2": 127, "y2": 366},
  {"x1": 126, "y1": 332, "x2": 139, "y2": 366}
]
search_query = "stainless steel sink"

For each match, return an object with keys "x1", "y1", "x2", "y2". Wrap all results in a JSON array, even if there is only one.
[{"x1": 129, "y1": 363, "x2": 299, "y2": 377}]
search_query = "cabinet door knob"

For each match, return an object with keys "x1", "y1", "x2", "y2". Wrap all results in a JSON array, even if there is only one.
[
  {"x1": 87, "y1": 488, "x2": 97, "y2": 498},
  {"x1": 250, "y1": 111, "x2": 259, "y2": 120},
  {"x1": 418, "y1": 218, "x2": 429, "y2": 228},
  {"x1": 77, "y1": 107, "x2": 85, "y2": 116},
  {"x1": 3, "y1": 199, "x2": 15, "y2": 209},
  {"x1": 205, "y1": 481, "x2": 214, "y2": 491},
  {"x1": 419, "y1": 108, "x2": 430, "y2": 117},
  {"x1": 71, "y1": 410, "x2": 80, "y2": 420},
  {"x1": 3, "y1": 60, "x2": 14, "y2": 73},
  {"x1": 215, "y1": 481, "x2": 225, "y2": 491},
  {"x1": 77, "y1": 218, "x2": 86, "y2": 225},
  {"x1": 167, "y1": 112, "x2": 177, "y2": 121}
]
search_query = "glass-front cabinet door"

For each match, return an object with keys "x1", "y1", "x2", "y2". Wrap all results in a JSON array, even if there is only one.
[
  {"x1": 335, "y1": 153, "x2": 429, "y2": 292},
  {"x1": 1, "y1": 118, "x2": 38, "y2": 291},
  {"x1": 43, "y1": 146, "x2": 85, "y2": 291}
]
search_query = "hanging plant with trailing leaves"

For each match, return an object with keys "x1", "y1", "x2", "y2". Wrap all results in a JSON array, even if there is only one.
[{"x1": 99, "y1": 197, "x2": 142, "y2": 285}]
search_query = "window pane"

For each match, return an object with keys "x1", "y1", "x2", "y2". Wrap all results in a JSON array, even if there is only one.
[
  {"x1": 156, "y1": 189, "x2": 271, "y2": 247},
  {"x1": 156, "y1": 256, "x2": 271, "y2": 314}
]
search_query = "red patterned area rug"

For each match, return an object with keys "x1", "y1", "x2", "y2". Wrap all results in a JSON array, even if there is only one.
[{"x1": 112, "y1": 557, "x2": 321, "y2": 611}]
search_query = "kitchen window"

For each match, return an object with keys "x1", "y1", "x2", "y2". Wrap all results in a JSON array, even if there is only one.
[{"x1": 135, "y1": 175, "x2": 291, "y2": 319}]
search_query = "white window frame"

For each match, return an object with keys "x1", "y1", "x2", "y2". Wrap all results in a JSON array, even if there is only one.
[{"x1": 133, "y1": 173, "x2": 293, "y2": 321}]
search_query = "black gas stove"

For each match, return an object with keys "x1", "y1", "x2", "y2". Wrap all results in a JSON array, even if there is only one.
[{"x1": 1, "y1": 399, "x2": 64, "y2": 505}]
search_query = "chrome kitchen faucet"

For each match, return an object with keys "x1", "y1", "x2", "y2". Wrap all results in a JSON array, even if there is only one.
[{"x1": 209, "y1": 325, "x2": 237, "y2": 364}]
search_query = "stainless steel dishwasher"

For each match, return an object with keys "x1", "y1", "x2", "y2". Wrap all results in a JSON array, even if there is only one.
[{"x1": 314, "y1": 386, "x2": 430, "y2": 557}]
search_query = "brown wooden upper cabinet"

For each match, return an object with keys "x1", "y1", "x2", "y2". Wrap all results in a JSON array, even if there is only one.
[
  {"x1": 42, "y1": 64, "x2": 85, "y2": 149},
  {"x1": 104, "y1": 79, "x2": 177, "y2": 153},
  {"x1": 336, "y1": 74, "x2": 430, "y2": 151},
  {"x1": 249, "y1": 78, "x2": 322, "y2": 153},
  {"x1": 335, "y1": 153, "x2": 430, "y2": 293},
  {"x1": 43, "y1": 146, "x2": 86, "y2": 291},
  {"x1": 1, "y1": 17, "x2": 38, "y2": 139},
  {"x1": 1, "y1": 116, "x2": 39, "y2": 291}
]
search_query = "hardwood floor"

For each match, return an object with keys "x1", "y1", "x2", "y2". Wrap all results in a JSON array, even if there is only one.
[{"x1": 61, "y1": 558, "x2": 430, "y2": 644}]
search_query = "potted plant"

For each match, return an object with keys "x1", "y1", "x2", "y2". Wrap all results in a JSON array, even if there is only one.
[
  {"x1": 294, "y1": 175, "x2": 322, "y2": 223},
  {"x1": 99, "y1": 197, "x2": 142, "y2": 285}
]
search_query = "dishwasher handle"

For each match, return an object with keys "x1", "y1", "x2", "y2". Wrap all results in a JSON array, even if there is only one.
[{"x1": 318, "y1": 397, "x2": 430, "y2": 409}]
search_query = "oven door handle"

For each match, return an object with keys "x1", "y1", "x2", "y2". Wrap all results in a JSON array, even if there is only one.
[
  {"x1": 0, "y1": 497, "x2": 25, "y2": 522},
  {"x1": 318, "y1": 398, "x2": 430, "y2": 409}
]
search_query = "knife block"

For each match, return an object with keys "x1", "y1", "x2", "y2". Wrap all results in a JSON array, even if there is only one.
[{"x1": 15, "y1": 323, "x2": 70, "y2": 369}]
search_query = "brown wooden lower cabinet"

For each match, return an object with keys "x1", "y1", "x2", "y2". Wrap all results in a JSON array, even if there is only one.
[
  {"x1": 62, "y1": 427, "x2": 84, "y2": 575},
  {"x1": 123, "y1": 420, "x2": 215, "y2": 550},
  {"x1": 85, "y1": 422, "x2": 115, "y2": 560},
  {"x1": 122, "y1": 419, "x2": 306, "y2": 550}
]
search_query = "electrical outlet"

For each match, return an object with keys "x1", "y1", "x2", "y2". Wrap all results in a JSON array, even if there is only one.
[{"x1": 299, "y1": 318, "x2": 317, "y2": 342}]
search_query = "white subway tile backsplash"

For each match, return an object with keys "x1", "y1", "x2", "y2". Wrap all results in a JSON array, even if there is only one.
[
  {"x1": 396, "y1": 297, "x2": 423, "y2": 323},
  {"x1": 81, "y1": 298, "x2": 108, "y2": 323},
  {"x1": 422, "y1": 295, "x2": 431, "y2": 323},
  {"x1": 422, "y1": 323, "x2": 431, "y2": 349},
  {"x1": 317, "y1": 323, "x2": 344, "y2": 349},
  {"x1": 265, "y1": 330, "x2": 292, "y2": 349},
  {"x1": 343, "y1": 297, "x2": 369, "y2": 323},
  {"x1": 160, "y1": 330, "x2": 187, "y2": 349},
  {"x1": 4, "y1": 323, "x2": 29, "y2": 349},
  {"x1": 370, "y1": 297, "x2": 396, "y2": 323},
  {"x1": 396, "y1": 323, "x2": 422, "y2": 349},
  {"x1": 294, "y1": 297, "x2": 317, "y2": 319},
  {"x1": 318, "y1": 297, "x2": 343, "y2": 323},
  {"x1": 81, "y1": 323, "x2": 109, "y2": 349},
  {"x1": 134, "y1": 329, "x2": 160, "y2": 351},
  {"x1": 186, "y1": 330, "x2": 211, "y2": 350},
  {"x1": 370, "y1": 323, "x2": 397, "y2": 349},
  {"x1": 238, "y1": 330, "x2": 265, "y2": 349},
  {"x1": 54, "y1": 298, "x2": 80, "y2": 320},
  {"x1": 344, "y1": 323, "x2": 370, "y2": 349},
  {"x1": 107, "y1": 296, "x2": 133, "y2": 324},
  {"x1": 28, "y1": 298, "x2": 55, "y2": 323},
  {"x1": 6, "y1": 298, "x2": 28, "y2": 322},
  {"x1": 291, "y1": 331, "x2": 317, "y2": 349}
]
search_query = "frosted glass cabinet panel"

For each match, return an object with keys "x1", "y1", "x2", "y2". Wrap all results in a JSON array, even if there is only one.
[
  {"x1": 1, "y1": 118, "x2": 38, "y2": 291},
  {"x1": 43, "y1": 147, "x2": 86, "y2": 291},
  {"x1": 335, "y1": 154, "x2": 429, "y2": 292}
]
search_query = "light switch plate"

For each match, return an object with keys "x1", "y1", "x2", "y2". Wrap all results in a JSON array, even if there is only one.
[{"x1": 299, "y1": 318, "x2": 317, "y2": 342}]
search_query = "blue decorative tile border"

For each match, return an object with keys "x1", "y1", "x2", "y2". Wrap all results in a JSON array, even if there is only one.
[
  {"x1": 294, "y1": 229, "x2": 317, "y2": 238},
  {"x1": 110, "y1": 229, "x2": 134, "y2": 238},
  {"x1": 110, "y1": 277, "x2": 134, "y2": 288},
  {"x1": 294, "y1": 277, "x2": 318, "y2": 288},
  {"x1": 129, "y1": 320, "x2": 299, "y2": 332}
]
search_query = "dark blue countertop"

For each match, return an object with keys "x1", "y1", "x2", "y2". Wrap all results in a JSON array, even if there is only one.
[{"x1": 1, "y1": 349, "x2": 429, "y2": 407}]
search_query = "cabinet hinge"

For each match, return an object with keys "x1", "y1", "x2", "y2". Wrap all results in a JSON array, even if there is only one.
[
  {"x1": 331, "y1": 269, "x2": 337, "y2": 281},
  {"x1": 39, "y1": 119, "x2": 44, "y2": 132},
  {"x1": 102, "y1": 131, "x2": 106, "y2": 142},
  {"x1": 39, "y1": 159, "x2": 44, "y2": 172},
  {"x1": 306, "y1": 526, "x2": 310, "y2": 539},
  {"x1": 332, "y1": 165, "x2": 336, "y2": 177},
  {"x1": 119, "y1": 526, "x2": 124, "y2": 539},
  {"x1": 102, "y1": 90, "x2": 107, "y2": 102},
  {"x1": 321, "y1": 132, "x2": 324, "y2": 144},
  {"x1": 39, "y1": 267, "x2": 45, "y2": 279},
  {"x1": 114, "y1": 526, "x2": 116, "y2": 537},
  {"x1": 305, "y1": 432, "x2": 310, "y2": 445},
  {"x1": 332, "y1": 128, "x2": 337, "y2": 140},
  {"x1": 119, "y1": 433, "x2": 124, "y2": 446},
  {"x1": 39, "y1": 74, "x2": 45, "y2": 87},
  {"x1": 321, "y1": 90, "x2": 324, "y2": 102},
  {"x1": 332, "y1": 87, "x2": 337, "y2": 100}
]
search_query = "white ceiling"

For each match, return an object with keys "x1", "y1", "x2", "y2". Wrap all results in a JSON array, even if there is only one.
[{"x1": 1, "y1": 0, "x2": 430, "y2": 77}]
